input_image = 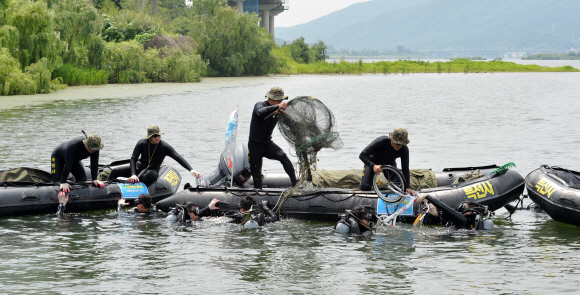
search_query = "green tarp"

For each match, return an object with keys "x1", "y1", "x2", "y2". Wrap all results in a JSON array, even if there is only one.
[
  {"x1": 0, "y1": 167, "x2": 53, "y2": 183},
  {"x1": 311, "y1": 168, "x2": 437, "y2": 191}
]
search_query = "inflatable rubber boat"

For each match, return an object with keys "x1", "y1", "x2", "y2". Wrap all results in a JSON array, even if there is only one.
[
  {"x1": 0, "y1": 159, "x2": 181, "y2": 217},
  {"x1": 156, "y1": 143, "x2": 525, "y2": 222},
  {"x1": 526, "y1": 165, "x2": 580, "y2": 227}
]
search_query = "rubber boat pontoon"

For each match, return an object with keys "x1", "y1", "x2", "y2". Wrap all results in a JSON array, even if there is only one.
[
  {"x1": 526, "y1": 165, "x2": 580, "y2": 227},
  {"x1": 156, "y1": 143, "x2": 525, "y2": 222},
  {"x1": 0, "y1": 159, "x2": 181, "y2": 217}
]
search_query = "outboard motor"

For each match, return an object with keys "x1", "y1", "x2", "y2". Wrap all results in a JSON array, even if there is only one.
[{"x1": 201, "y1": 142, "x2": 251, "y2": 187}]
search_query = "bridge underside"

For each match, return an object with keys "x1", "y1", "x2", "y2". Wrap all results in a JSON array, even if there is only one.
[{"x1": 227, "y1": 0, "x2": 288, "y2": 40}]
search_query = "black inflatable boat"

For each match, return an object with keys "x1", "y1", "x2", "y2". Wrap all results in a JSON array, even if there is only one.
[
  {"x1": 526, "y1": 165, "x2": 580, "y2": 227},
  {"x1": 155, "y1": 143, "x2": 524, "y2": 221},
  {"x1": 0, "y1": 160, "x2": 181, "y2": 217}
]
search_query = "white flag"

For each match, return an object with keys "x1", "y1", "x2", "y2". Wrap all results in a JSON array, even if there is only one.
[{"x1": 224, "y1": 106, "x2": 239, "y2": 174}]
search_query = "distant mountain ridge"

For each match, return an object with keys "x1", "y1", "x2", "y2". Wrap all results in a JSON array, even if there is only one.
[{"x1": 276, "y1": 0, "x2": 580, "y2": 51}]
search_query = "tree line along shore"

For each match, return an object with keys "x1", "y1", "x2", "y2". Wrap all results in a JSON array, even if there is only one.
[{"x1": 1, "y1": 0, "x2": 578, "y2": 96}]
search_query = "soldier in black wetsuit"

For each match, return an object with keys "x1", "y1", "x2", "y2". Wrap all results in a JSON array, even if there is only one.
[
  {"x1": 117, "y1": 194, "x2": 157, "y2": 215},
  {"x1": 51, "y1": 133, "x2": 106, "y2": 195},
  {"x1": 168, "y1": 198, "x2": 220, "y2": 224},
  {"x1": 359, "y1": 128, "x2": 414, "y2": 194},
  {"x1": 335, "y1": 206, "x2": 374, "y2": 236},
  {"x1": 248, "y1": 87, "x2": 297, "y2": 189},
  {"x1": 226, "y1": 196, "x2": 278, "y2": 225},
  {"x1": 109, "y1": 125, "x2": 200, "y2": 186},
  {"x1": 416, "y1": 194, "x2": 491, "y2": 230}
]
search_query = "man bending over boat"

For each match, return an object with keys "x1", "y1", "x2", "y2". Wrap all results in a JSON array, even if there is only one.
[
  {"x1": 109, "y1": 125, "x2": 200, "y2": 186},
  {"x1": 359, "y1": 128, "x2": 414, "y2": 195},
  {"x1": 117, "y1": 194, "x2": 157, "y2": 214},
  {"x1": 248, "y1": 87, "x2": 297, "y2": 189},
  {"x1": 51, "y1": 133, "x2": 106, "y2": 195},
  {"x1": 226, "y1": 196, "x2": 278, "y2": 226}
]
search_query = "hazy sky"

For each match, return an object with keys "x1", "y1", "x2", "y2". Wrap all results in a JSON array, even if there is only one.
[{"x1": 275, "y1": 0, "x2": 370, "y2": 28}]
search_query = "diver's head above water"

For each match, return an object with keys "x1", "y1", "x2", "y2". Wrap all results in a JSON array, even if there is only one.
[
  {"x1": 135, "y1": 194, "x2": 152, "y2": 212},
  {"x1": 239, "y1": 195, "x2": 257, "y2": 212}
]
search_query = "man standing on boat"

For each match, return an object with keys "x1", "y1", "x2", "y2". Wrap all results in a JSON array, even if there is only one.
[
  {"x1": 124, "y1": 125, "x2": 200, "y2": 186},
  {"x1": 358, "y1": 128, "x2": 414, "y2": 194},
  {"x1": 248, "y1": 87, "x2": 297, "y2": 189},
  {"x1": 51, "y1": 133, "x2": 106, "y2": 195}
]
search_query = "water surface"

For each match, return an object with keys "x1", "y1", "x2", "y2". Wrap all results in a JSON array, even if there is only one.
[{"x1": 1, "y1": 73, "x2": 580, "y2": 294}]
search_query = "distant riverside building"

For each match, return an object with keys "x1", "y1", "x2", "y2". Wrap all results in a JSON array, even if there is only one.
[{"x1": 227, "y1": 0, "x2": 288, "y2": 40}]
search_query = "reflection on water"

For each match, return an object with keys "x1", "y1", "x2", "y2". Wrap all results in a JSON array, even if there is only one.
[{"x1": 1, "y1": 74, "x2": 580, "y2": 293}]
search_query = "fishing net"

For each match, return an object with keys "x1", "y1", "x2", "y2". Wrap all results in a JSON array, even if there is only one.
[{"x1": 277, "y1": 96, "x2": 343, "y2": 187}]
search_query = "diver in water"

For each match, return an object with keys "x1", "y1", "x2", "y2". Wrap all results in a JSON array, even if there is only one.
[
  {"x1": 51, "y1": 133, "x2": 106, "y2": 196},
  {"x1": 416, "y1": 194, "x2": 493, "y2": 230},
  {"x1": 248, "y1": 87, "x2": 297, "y2": 189},
  {"x1": 359, "y1": 128, "x2": 414, "y2": 195},
  {"x1": 167, "y1": 198, "x2": 221, "y2": 224},
  {"x1": 108, "y1": 125, "x2": 200, "y2": 186},
  {"x1": 335, "y1": 206, "x2": 375, "y2": 236},
  {"x1": 226, "y1": 196, "x2": 278, "y2": 226},
  {"x1": 117, "y1": 193, "x2": 157, "y2": 214}
]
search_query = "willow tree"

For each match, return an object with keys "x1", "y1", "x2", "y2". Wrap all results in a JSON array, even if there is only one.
[
  {"x1": 8, "y1": 0, "x2": 65, "y2": 70},
  {"x1": 53, "y1": 0, "x2": 100, "y2": 66},
  {"x1": 189, "y1": 0, "x2": 275, "y2": 76}
]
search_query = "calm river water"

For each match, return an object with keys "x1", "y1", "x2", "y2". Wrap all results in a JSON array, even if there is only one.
[{"x1": 1, "y1": 73, "x2": 580, "y2": 294}]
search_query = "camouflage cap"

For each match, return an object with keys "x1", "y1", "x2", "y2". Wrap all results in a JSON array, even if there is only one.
[
  {"x1": 146, "y1": 125, "x2": 164, "y2": 139},
  {"x1": 389, "y1": 128, "x2": 410, "y2": 146},
  {"x1": 83, "y1": 134, "x2": 104, "y2": 151},
  {"x1": 265, "y1": 86, "x2": 288, "y2": 101}
]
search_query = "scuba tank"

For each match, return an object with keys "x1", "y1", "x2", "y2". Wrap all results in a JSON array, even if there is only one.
[
  {"x1": 335, "y1": 208, "x2": 375, "y2": 235},
  {"x1": 244, "y1": 219, "x2": 260, "y2": 229},
  {"x1": 335, "y1": 214, "x2": 351, "y2": 233}
]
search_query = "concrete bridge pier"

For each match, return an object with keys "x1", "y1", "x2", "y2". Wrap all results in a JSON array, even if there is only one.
[
  {"x1": 267, "y1": 8, "x2": 283, "y2": 40},
  {"x1": 259, "y1": 5, "x2": 284, "y2": 40},
  {"x1": 228, "y1": 1, "x2": 287, "y2": 41},
  {"x1": 230, "y1": 0, "x2": 245, "y2": 12}
]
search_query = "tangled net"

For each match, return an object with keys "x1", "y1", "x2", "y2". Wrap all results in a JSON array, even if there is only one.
[{"x1": 278, "y1": 96, "x2": 343, "y2": 189}]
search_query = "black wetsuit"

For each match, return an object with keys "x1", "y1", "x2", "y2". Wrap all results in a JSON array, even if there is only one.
[
  {"x1": 346, "y1": 217, "x2": 374, "y2": 236},
  {"x1": 248, "y1": 101, "x2": 296, "y2": 189},
  {"x1": 359, "y1": 136, "x2": 410, "y2": 191},
  {"x1": 117, "y1": 204, "x2": 157, "y2": 215},
  {"x1": 109, "y1": 139, "x2": 193, "y2": 186},
  {"x1": 174, "y1": 205, "x2": 214, "y2": 224},
  {"x1": 226, "y1": 206, "x2": 278, "y2": 225},
  {"x1": 51, "y1": 138, "x2": 99, "y2": 183},
  {"x1": 424, "y1": 195, "x2": 488, "y2": 230}
]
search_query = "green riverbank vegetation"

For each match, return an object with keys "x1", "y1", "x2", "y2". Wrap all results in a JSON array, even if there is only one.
[
  {"x1": 287, "y1": 59, "x2": 578, "y2": 74},
  {"x1": 272, "y1": 40, "x2": 578, "y2": 74},
  {"x1": 1, "y1": 0, "x2": 578, "y2": 96},
  {"x1": 0, "y1": 0, "x2": 273, "y2": 95},
  {"x1": 522, "y1": 52, "x2": 580, "y2": 60}
]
